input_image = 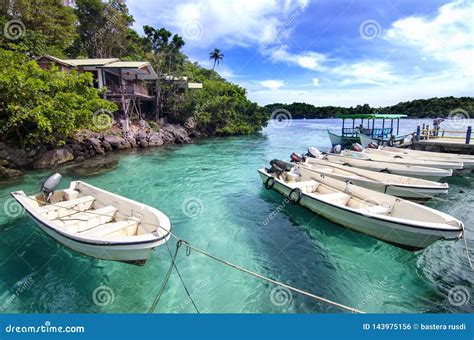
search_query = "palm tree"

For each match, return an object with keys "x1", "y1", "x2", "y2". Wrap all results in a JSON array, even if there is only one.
[{"x1": 209, "y1": 48, "x2": 224, "y2": 70}]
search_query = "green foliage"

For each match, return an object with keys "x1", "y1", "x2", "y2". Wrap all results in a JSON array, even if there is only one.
[
  {"x1": 265, "y1": 99, "x2": 474, "y2": 119},
  {"x1": 0, "y1": 49, "x2": 116, "y2": 145},
  {"x1": 0, "y1": 0, "x2": 77, "y2": 57},
  {"x1": 173, "y1": 66, "x2": 268, "y2": 135},
  {"x1": 72, "y1": 0, "x2": 135, "y2": 58}
]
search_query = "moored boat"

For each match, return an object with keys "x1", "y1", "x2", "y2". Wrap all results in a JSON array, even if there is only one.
[
  {"x1": 11, "y1": 174, "x2": 171, "y2": 265},
  {"x1": 258, "y1": 164, "x2": 463, "y2": 250},
  {"x1": 341, "y1": 149, "x2": 464, "y2": 171},
  {"x1": 375, "y1": 146, "x2": 474, "y2": 169},
  {"x1": 295, "y1": 158, "x2": 449, "y2": 200},
  {"x1": 311, "y1": 153, "x2": 453, "y2": 181}
]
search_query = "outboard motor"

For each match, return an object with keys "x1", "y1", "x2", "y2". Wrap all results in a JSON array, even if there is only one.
[
  {"x1": 332, "y1": 144, "x2": 342, "y2": 154},
  {"x1": 368, "y1": 142, "x2": 378, "y2": 149},
  {"x1": 290, "y1": 152, "x2": 304, "y2": 163},
  {"x1": 41, "y1": 173, "x2": 62, "y2": 202},
  {"x1": 306, "y1": 147, "x2": 321, "y2": 158},
  {"x1": 268, "y1": 159, "x2": 289, "y2": 173},
  {"x1": 352, "y1": 143, "x2": 363, "y2": 152}
]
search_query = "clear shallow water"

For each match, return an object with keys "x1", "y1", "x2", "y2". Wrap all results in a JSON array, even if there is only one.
[{"x1": 0, "y1": 119, "x2": 472, "y2": 313}]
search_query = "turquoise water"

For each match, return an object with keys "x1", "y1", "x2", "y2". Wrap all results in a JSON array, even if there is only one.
[{"x1": 0, "y1": 119, "x2": 472, "y2": 313}]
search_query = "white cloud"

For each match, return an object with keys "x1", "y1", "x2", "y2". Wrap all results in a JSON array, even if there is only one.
[
  {"x1": 259, "y1": 80, "x2": 285, "y2": 90},
  {"x1": 385, "y1": 0, "x2": 474, "y2": 77},
  {"x1": 249, "y1": 72, "x2": 474, "y2": 107},
  {"x1": 312, "y1": 78, "x2": 320, "y2": 86},
  {"x1": 267, "y1": 45, "x2": 327, "y2": 71},
  {"x1": 331, "y1": 61, "x2": 399, "y2": 85},
  {"x1": 128, "y1": 0, "x2": 308, "y2": 49}
]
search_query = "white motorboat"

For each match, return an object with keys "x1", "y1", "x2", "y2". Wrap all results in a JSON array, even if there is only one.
[
  {"x1": 341, "y1": 149, "x2": 464, "y2": 171},
  {"x1": 258, "y1": 164, "x2": 463, "y2": 250},
  {"x1": 11, "y1": 174, "x2": 171, "y2": 265},
  {"x1": 296, "y1": 158, "x2": 449, "y2": 201},
  {"x1": 375, "y1": 146, "x2": 474, "y2": 169},
  {"x1": 310, "y1": 153, "x2": 453, "y2": 181}
]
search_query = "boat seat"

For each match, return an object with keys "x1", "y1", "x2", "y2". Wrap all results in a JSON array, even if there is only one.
[
  {"x1": 317, "y1": 192, "x2": 350, "y2": 206},
  {"x1": 80, "y1": 219, "x2": 139, "y2": 237},
  {"x1": 288, "y1": 180, "x2": 319, "y2": 193},
  {"x1": 54, "y1": 205, "x2": 117, "y2": 233},
  {"x1": 39, "y1": 195, "x2": 95, "y2": 220},
  {"x1": 360, "y1": 205, "x2": 391, "y2": 215}
]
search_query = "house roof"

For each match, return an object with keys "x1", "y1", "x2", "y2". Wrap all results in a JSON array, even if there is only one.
[
  {"x1": 61, "y1": 58, "x2": 119, "y2": 67},
  {"x1": 36, "y1": 55, "x2": 157, "y2": 80}
]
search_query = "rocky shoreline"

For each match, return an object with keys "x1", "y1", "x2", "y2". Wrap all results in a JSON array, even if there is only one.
[{"x1": 0, "y1": 122, "x2": 196, "y2": 182}]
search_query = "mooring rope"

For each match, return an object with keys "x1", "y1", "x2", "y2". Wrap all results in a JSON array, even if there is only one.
[
  {"x1": 164, "y1": 240, "x2": 200, "y2": 313},
  {"x1": 147, "y1": 240, "x2": 179, "y2": 313}
]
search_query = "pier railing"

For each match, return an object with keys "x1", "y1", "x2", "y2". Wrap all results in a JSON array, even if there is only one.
[{"x1": 416, "y1": 125, "x2": 472, "y2": 144}]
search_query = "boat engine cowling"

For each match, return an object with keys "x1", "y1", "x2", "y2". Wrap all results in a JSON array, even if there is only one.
[
  {"x1": 268, "y1": 159, "x2": 289, "y2": 173},
  {"x1": 307, "y1": 147, "x2": 321, "y2": 158},
  {"x1": 332, "y1": 144, "x2": 342, "y2": 154},
  {"x1": 352, "y1": 143, "x2": 363, "y2": 152},
  {"x1": 290, "y1": 152, "x2": 304, "y2": 163},
  {"x1": 41, "y1": 173, "x2": 62, "y2": 202}
]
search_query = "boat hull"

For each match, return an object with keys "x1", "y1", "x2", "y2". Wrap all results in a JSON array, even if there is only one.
[
  {"x1": 25, "y1": 209, "x2": 169, "y2": 263},
  {"x1": 321, "y1": 155, "x2": 452, "y2": 181},
  {"x1": 327, "y1": 130, "x2": 359, "y2": 147},
  {"x1": 258, "y1": 170, "x2": 460, "y2": 250},
  {"x1": 298, "y1": 165, "x2": 448, "y2": 201}
]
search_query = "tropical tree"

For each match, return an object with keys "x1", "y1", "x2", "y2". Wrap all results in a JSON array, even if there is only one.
[
  {"x1": 73, "y1": 0, "x2": 134, "y2": 58},
  {"x1": 209, "y1": 48, "x2": 223, "y2": 70}
]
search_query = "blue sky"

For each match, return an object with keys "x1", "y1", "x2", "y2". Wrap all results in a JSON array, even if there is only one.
[{"x1": 127, "y1": 0, "x2": 474, "y2": 107}]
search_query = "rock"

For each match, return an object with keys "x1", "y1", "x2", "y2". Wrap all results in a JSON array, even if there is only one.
[
  {"x1": 139, "y1": 140, "x2": 149, "y2": 148},
  {"x1": 75, "y1": 156, "x2": 85, "y2": 162},
  {"x1": 119, "y1": 140, "x2": 131, "y2": 150},
  {"x1": 34, "y1": 148, "x2": 74, "y2": 169},
  {"x1": 103, "y1": 135, "x2": 127, "y2": 149},
  {"x1": 101, "y1": 140, "x2": 112, "y2": 152},
  {"x1": 4, "y1": 148, "x2": 33, "y2": 167},
  {"x1": 126, "y1": 137, "x2": 137, "y2": 148},
  {"x1": 84, "y1": 137, "x2": 105, "y2": 155},
  {"x1": 148, "y1": 133, "x2": 164, "y2": 147},
  {"x1": 0, "y1": 166, "x2": 23, "y2": 179},
  {"x1": 160, "y1": 124, "x2": 191, "y2": 144},
  {"x1": 0, "y1": 142, "x2": 6, "y2": 150}
]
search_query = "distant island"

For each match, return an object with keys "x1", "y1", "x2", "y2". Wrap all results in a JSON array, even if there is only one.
[{"x1": 265, "y1": 96, "x2": 474, "y2": 119}]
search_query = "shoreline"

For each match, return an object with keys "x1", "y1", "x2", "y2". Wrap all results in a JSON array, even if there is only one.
[{"x1": 0, "y1": 121, "x2": 198, "y2": 183}]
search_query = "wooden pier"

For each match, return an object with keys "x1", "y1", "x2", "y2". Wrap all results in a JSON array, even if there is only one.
[{"x1": 410, "y1": 125, "x2": 473, "y2": 155}]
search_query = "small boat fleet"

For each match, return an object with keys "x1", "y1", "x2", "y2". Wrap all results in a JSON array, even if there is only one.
[
  {"x1": 11, "y1": 174, "x2": 171, "y2": 265},
  {"x1": 259, "y1": 143, "x2": 468, "y2": 251}
]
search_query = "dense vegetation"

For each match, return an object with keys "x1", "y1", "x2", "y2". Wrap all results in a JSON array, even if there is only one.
[
  {"x1": 0, "y1": 0, "x2": 267, "y2": 146},
  {"x1": 265, "y1": 97, "x2": 474, "y2": 119},
  {"x1": 0, "y1": 49, "x2": 117, "y2": 146}
]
